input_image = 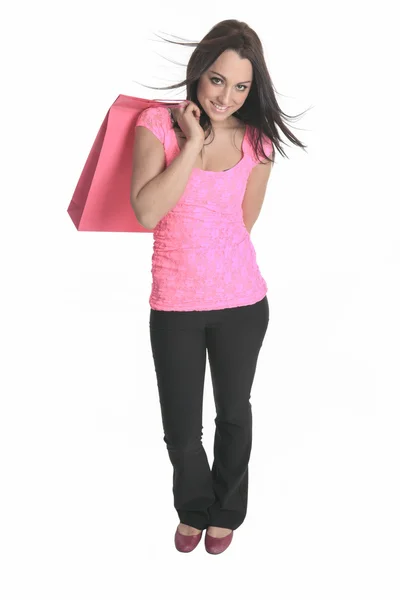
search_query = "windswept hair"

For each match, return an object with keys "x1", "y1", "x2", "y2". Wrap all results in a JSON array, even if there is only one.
[{"x1": 137, "y1": 19, "x2": 312, "y2": 164}]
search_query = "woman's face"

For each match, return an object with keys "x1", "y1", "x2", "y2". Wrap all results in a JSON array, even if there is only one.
[{"x1": 196, "y1": 49, "x2": 253, "y2": 125}]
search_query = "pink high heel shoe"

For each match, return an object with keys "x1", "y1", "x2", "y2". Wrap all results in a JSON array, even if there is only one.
[
  {"x1": 205, "y1": 529, "x2": 233, "y2": 554},
  {"x1": 174, "y1": 526, "x2": 203, "y2": 553}
]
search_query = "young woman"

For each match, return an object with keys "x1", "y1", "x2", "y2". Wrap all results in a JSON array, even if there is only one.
[{"x1": 130, "y1": 19, "x2": 308, "y2": 554}]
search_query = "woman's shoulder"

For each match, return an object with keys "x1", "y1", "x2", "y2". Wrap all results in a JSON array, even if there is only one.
[
  {"x1": 137, "y1": 104, "x2": 171, "y2": 124},
  {"x1": 136, "y1": 105, "x2": 172, "y2": 143},
  {"x1": 244, "y1": 123, "x2": 273, "y2": 163}
]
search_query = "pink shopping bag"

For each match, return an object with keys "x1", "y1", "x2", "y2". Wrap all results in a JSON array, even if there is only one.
[{"x1": 67, "y1": 94, "x2": 183, "y2": 232}]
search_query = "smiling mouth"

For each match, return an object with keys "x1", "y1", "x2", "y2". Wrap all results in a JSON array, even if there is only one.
[{"x1": 211, "y1": 101, "x2": 230, "y2": 112}]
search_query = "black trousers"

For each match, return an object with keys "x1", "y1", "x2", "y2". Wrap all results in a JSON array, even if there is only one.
[{"x1": 149, "y1": 295, "x2": 269, "y2": 531}]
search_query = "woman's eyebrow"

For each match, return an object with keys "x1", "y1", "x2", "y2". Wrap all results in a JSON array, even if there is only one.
[{"x1": 209, "y1": 70, "x2": 252, "y2": 84}]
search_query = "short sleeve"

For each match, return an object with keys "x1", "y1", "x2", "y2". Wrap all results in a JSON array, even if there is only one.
[
  {"x1": 136, "y1": 106, "x2": 168, "y2": 144},
  {"x1": 255, "y1": 133, "x2": 273, "y2": 163},
  {"x1": 244, "y1": 127, "x2": 273, "y2": 166},
  {"x1": 261, "y1": 134, "x2": 273, "y2": 160}
]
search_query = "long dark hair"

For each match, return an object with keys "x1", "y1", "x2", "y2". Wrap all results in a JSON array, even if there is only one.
[{"x1": 136, "y1": 20, "x2": 311, "y2": 164}]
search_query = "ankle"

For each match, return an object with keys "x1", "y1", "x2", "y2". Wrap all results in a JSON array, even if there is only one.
[
  {"x1": 178, "y1": 523, "x2": 202, "y2": 535},
  {"x1": 207, "y1": 526, "x2": 233, "y2": 538}
]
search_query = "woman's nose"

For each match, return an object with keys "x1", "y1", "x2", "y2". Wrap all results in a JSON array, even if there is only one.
[{"x1": 217, "y1": 90, "x2": 233, "y2": 106}]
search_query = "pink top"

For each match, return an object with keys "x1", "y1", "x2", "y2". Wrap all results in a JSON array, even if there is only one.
[{"x1": 136, "y1": 106, "x2": 273, "y2": 311}]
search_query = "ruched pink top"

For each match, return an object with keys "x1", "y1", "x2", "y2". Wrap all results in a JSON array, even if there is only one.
[{"x1": 136, "y1": 106, "x2": 272, "y2": 311}]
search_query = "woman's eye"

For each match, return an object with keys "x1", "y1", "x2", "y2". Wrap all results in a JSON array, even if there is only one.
[{"x1": 210, "y1": 77, "x2": 247, "y2": 91}]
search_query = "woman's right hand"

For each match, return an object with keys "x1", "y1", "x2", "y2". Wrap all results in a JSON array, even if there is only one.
[{"x1": 171, "y1": 101, "x2": 205, "y2": 147}]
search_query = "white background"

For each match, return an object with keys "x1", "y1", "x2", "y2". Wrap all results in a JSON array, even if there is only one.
[{"x1": 1, "y1": 1, "x2": 399, "y2": 598}]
